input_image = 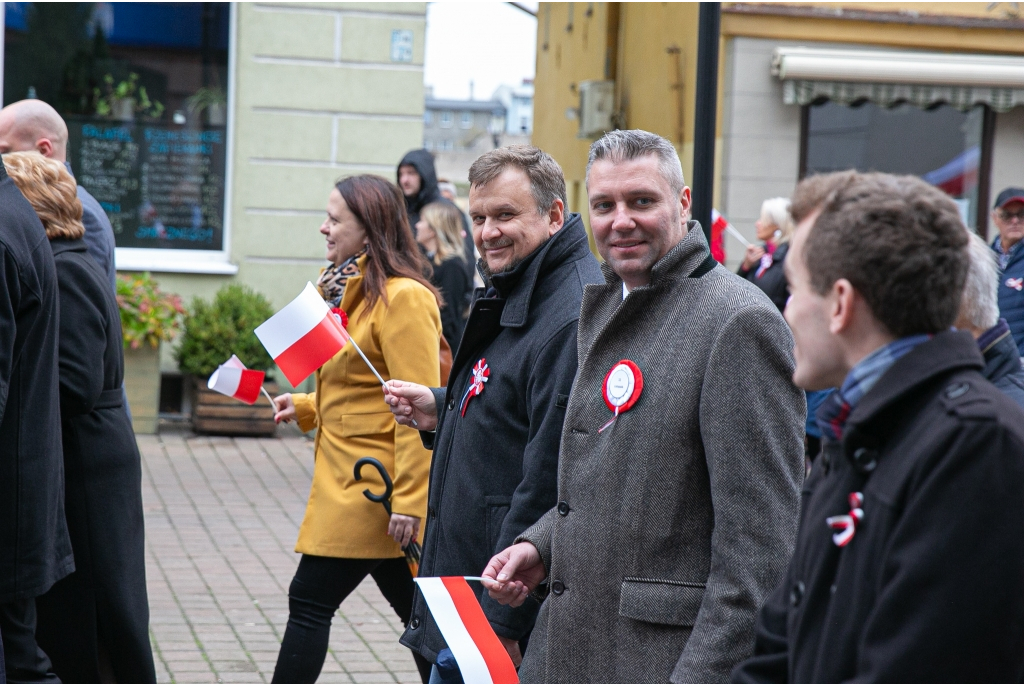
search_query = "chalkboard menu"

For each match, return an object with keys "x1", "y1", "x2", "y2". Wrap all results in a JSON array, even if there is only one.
[{"x1": 67, "y1": 118, "x2": 226, "y2": 251}]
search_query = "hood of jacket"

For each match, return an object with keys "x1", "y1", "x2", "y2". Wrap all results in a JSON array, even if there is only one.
[{"x1": 399, "y1": 148, "x2": 441, "y2": 214}]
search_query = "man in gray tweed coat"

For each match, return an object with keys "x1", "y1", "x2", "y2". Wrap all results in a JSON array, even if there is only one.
[{"x1": 483, "y1": 130, "x2": 806, "y2": 683}]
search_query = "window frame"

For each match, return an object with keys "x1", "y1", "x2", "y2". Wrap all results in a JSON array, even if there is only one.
[
  {"x1": 439, "y1": 110, "x2": 454, "y2": 128},
  {"x1": 459, "y1": 111, "x2": 473, "y2": 129},
  {"x1": 799, "y1": 101, "x2": 996, "y2": 239}
]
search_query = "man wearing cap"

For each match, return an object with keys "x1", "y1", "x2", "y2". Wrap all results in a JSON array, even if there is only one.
[{"x1": 991, "y1": 187, "x2": 1024, "y2": 355}]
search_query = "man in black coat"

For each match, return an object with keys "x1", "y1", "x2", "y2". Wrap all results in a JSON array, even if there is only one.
[
  {"x1": 399, "y1": 148, "x2": 476, "y2": 285},
  {"x1": 0, "y1": 162, "x2": 74, "y2": 681},
  {"x1": 733, "y1": 171, "x2": 1024, "y2": 683},
  {"x1": 385, "y1": 146, "x2": 603, "y2": 678}
]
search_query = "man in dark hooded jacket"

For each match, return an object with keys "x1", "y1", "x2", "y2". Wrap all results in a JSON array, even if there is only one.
[
  {"x1": 0, "y1": 161, "x2": 74, "y2": 682},
  {"x1": 398, "y1": 149, "x2": 476, "y2": 284}
]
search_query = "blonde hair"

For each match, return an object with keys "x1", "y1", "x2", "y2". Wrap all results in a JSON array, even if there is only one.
[
  {"x1": 3, "y1": 151, "x2": 84, "y2": 240},
  {"x1": 760, "y1": 196, "x2": 795, "y2": 245},
  {"x1": 420, "y1": 201, "x2": 467, "y2": 266}
]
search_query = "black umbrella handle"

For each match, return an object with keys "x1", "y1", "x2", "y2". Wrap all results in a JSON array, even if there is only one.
[{"x1": 354, "y1": 457, "x2": 394, "y2": 516}]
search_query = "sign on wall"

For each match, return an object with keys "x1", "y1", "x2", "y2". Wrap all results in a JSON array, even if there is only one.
[{"x1": 67, "y1": 118, "x2": 227, "y2": 251}]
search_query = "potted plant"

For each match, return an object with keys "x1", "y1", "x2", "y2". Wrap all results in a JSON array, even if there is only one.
[
  {"x1": 94, "y1": 73, "x2": 165, "y2": 121},
  {"x1": 116, "y1": 273, "x2": 184, "y2": 434},
  {"x1": 175, "y1": 284, "x2": 277, "y2": 436},
  {"x1": 185, "y1": 86, "x2": 227, "y2": 125}
]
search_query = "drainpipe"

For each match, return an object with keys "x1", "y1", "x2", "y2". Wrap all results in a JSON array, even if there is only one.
[{"x1": 691, "y1": 2, "x2": 720, "y2": 243}]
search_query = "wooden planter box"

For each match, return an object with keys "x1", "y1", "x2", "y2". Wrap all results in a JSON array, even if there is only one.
[
  {"x1": 192, "y1": 377, "x2": 278, "y2": 437},
  {"x1": 124, "y1": 345, "x2": 160, "y2": 435}
]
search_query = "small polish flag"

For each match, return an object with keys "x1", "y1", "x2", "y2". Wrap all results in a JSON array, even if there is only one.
[
  {"x1": 414, "y1": 577, "x2": 519, "y2": 684},
  {"x1": 207, "y1": 355, "x2": 265, "y2": 405},
  {"x1": 255, "y1": 282, "x2": 350, "y2": 386},
  {"x1": 710, "y1": 209, "x2": 728, "y2": 264}
]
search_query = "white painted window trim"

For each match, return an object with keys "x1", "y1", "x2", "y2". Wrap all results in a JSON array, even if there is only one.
[{"x1": 114, "y1": 2, "x2": 239, "y2": 275}]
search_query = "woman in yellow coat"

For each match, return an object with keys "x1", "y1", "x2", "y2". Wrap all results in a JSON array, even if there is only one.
[{"x1": 270, "y1": 175, "x2": 441, "y2": 683}]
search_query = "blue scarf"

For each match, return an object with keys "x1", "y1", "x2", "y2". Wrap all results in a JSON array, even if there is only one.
[{"x1": 816, "y1": 334, "x2": 932, "y2": 442}]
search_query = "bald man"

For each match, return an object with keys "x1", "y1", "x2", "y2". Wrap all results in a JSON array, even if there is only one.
[{"x1": 0, "y1": 100, "x2": 117, "y2": 291}]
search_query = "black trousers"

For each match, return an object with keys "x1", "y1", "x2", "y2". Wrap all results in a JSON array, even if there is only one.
[
  {"x1": 272, "y1": 555, "x2": 431, "y2": 684},
  {"x1": 0, "y1": 600, "x2": 58, "y2": 684}
]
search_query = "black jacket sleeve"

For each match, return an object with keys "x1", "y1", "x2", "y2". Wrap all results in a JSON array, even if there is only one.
[
  {"x1": 731, "y1": 574, "x2": 792, "y2": 683},
  {"x1": 0, "y1": 245, "x2": 19, "y2": 423},
  {"x1": 54, "y1": 255, "x2": 108, "y2": 416},
  {"x1": 480, "y1": 318, "x2": 579, "y2": 639},
  {"x1": 434, "y1": 258, "x2": 469, "y2": 347}
]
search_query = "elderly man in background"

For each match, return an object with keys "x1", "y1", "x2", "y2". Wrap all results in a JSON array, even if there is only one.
[
  {"x1": 990, "y1": 187, "x2": 1024, "y2": 354},
  {"x1": 385, "y1": 146, "x2": 603, "y2": 681},
  {"x1": 484, "y1": 130, "x2": 805, "y2": 683},
  {"x1": 0, "y1": 99, "x2": 117, "y2": 292},
  {"x1": 957, "y1": 231, "x2": 1024, "y2": 408}
]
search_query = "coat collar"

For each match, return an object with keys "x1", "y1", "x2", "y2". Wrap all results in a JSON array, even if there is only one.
[
  {"x1": 49, "y1": 237, "x2": 88, "y2": 256},
  {"x1": 845, "y1": 330, "x2": 983, "y2": 439},
  {"x1": 598, "y1": 220, "x2": 711, "y2": 289},
  {"x1": 487, "y1": 212, "x2": 592, "y2": 328}
]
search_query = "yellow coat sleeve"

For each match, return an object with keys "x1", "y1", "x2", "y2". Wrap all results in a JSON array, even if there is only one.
[
  {"x1": 292, "y1": 392, "x2": 318, "y2": 433},
  {"x1": 380, "y1": 285, "x2": 441, "y2": 518}
]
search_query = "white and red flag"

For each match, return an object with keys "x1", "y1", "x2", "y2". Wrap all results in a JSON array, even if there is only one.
[
  {"x1": 413, "y1": 577, "x2": 519, "y2": 684},
  {"x1": 207, "y1": 355, "x2": 265, "y2": 405},
  {"x1": 254, "y1": 282, "x2": 350, "y2": 386}
]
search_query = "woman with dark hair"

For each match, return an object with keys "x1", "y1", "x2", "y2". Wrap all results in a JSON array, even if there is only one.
[
  {"x1": 416, "y1": 201, "x2": 470, "y2": 348},
  {"x1": 271, "y1": 175, "x2": 442, "y2": 683},
  {"x1": 2, "y1": 151, "x2": 156, "y2": 683}
]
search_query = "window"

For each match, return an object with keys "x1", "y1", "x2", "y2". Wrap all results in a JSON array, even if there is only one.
[
  {"x1": 424, "y1": 110, "x2": 433, "y2": 125},
  {"x1": 424, "y1": 139, "x2": 434, "y2": 151},
  {"x1": 520, "y1": 116, "x2": 529, "y2": 133},
  {"x1": 440, "y1": 110, "x2": 453, "y2": 128},
  {"x1": 460, "y1": 111, "x2": 473, "y2": 129},
  {"x1": 803, "y1": 101, "x2": 991, "y2": 231},
  {"x1": 439, "y1": 139, "x2": 453, "y2": 152},
  {"x1": 4, "y1": 2, "x2": 235, "y2": 272}
]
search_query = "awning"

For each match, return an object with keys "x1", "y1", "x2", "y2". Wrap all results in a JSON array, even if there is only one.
[{"x1": 772, "y1": 47, "x2": 1024, "y2": 112}]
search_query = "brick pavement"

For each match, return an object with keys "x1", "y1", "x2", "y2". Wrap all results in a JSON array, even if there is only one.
[{"x1": 139, "y1": 429, "x2": 422, "y2": 684}]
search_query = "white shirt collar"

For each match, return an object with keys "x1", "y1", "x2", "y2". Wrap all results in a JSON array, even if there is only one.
[{"x1": 622, "y1": 281, "x2": 630, "y2": 300}]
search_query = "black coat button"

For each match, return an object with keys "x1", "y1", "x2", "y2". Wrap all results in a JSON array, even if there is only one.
[
  {"x1": 557, "y1": 501, "x2": 570, "y2": 516},
  {"x1": 428, "y1": 507, "x2": 437, "y2": 519},
  {"x1": 851, "y1": 448, "x2": 878, "y2": 474},
  {"x1": 945, "y1": 381, "x2": 970, "y2": 399},
  {"x1": 551, "y1": 580, "x2": 565, "y2": 595},
  {"x1": 790, "y1": 581, "x2": 805, "y2": 607},
  {"x1": 447, "y1": 397, "x2": 456, "y2": 411},
  {"x1": 410, "y1": 617, "x2": 420, "y2": 629}
]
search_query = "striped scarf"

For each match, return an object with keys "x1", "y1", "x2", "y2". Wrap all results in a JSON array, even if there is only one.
[{"x1": 816, "y1": 334, "x2": 932, "y2": 442}]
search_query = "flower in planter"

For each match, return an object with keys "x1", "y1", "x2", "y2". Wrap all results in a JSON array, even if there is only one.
[{"x1": 115, "y1": 273, "x2": 185, "y2": 350}]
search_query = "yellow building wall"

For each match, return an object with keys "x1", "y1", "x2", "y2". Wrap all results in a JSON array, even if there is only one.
[{"x1": 533, "y1": 1, "x2": 1024, "y2": 251}]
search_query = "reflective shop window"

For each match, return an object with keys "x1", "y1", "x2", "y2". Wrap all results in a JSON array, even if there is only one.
[
  {"x1": 4, "y1": 2, "x2": 230, "y2": 252},
  {"x1": 803, "y1": 101, "x2": 988, "y2": 230}
]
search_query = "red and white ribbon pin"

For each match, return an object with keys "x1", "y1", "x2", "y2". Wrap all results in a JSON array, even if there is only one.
[
  {"x1": 460, "y1": 358, "x2": 490, "y2": 416},
  {"x1": 598, "y1": 359, "x2": 643, "y2": 433},
  {"x1": 414, "y1": 576, "x2": 519, "y2": 684},
  {"x1": 826, "y1": 491, "x2": 864, "y2": 547}
]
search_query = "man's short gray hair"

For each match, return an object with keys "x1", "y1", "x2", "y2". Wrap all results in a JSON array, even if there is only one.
[
  {"x1": 959, "y1": 231, "x2": 1001, "y2": 331},
  {"x1": 468, "y1": 145, "x2": 566, "y2": 215},
  {"x1": 586, "y1": 129, "x2": 686, "y2": 195}
]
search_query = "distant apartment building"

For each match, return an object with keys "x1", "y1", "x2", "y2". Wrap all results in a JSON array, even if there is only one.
[{"x1": 422, "y1": 85, "x2": 532, "y2": 186}]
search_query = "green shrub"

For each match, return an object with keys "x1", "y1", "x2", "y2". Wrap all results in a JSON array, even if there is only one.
[
  {"x1": 175, "y1": 284, "x2": 275, "y2": 379},
  {"x1": 116, "y1": 273, "x2": 185, "y2": 350}
]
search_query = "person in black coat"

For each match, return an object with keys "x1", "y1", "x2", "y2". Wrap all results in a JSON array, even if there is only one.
[
  {"x1": 737, "y1": 197, "x2": 793, "y2": 313},
  {"x1": 384, "y1": 146, "x2": 604, "y2": 678},
  {"x1": 733, "y1": 171, "x2": 1024, "y2": 683},
  {"x1": 3, "y1": 152, "x2": 155, "y2": 683},
  {"x1": 399, "y1": 149, "x2": 476, "y2": 282},
  {"x1": 0, "y1": 157, "x2": 73, "y2": 682},
  {"x1": 415, "y1": 201, "x2": 471, "y2": 349}
]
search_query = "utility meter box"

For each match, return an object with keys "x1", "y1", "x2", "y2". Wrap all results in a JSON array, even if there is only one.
[{"x1": 578, "y1": 80, "x2": 615, "y2": 138}]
